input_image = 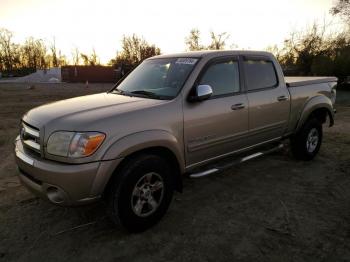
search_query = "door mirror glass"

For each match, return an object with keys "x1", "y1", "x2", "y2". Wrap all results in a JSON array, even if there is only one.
[{"x1": 189, "y1": 85, "x2": 213, "y2": 102}]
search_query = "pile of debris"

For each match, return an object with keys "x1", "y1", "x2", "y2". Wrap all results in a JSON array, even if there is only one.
[{"x1": 0, "y1": 67, "x2": 61, "y2": 83}]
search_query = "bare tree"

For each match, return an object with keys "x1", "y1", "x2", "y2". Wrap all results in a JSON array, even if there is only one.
[
  {"x1": 110, "y1": 34, "x2": 161, "y2": 66},
  {"x1": 80, "y1": 49, "x2": 100, "y2": 66},
  {"x1": 21, "y1": 37, "x2": 47, "y2": 69},
  {"x1": 272, "y1": 22, "x2": 350, "y2": 78},
  {"x1": 185, "y1": 29, "x2": 205, "y2": 51},
  {"x1": 0, "y1": 28, "x2": 69, "y2": 73},
  {"x1": 58, "y1": 50, "x2": 67, "y2": 66},
  {"x1": 0, "y1": 28, "x2": 15, "y2": 72},
  {"x1": 208, "y1": 31, "x2": 230, "y2": 50},
  {"x1": 50, "y1": 37, "x2": 58, "y2": 67},
  {"x1": 184, "y1": 29, "x2": 231, "y2": 51},
  {"x1": 331, "y1": 0, "x2": 350, "y2": 24},
  {"x1": 80, "y1": 53, "x2": 89, "y2": 66},
  {"x1": 71, "y1": 47, "x2": 80, "y2": 65},
  {"x1": 89, "y1": 48, "x2": 100, "y2": 66}
]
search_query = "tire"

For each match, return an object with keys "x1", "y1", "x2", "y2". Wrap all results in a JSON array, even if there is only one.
[
  {"x1": 290, "y1": 118, "x2": 323, "y2": 161},
  {"x1": 106, "y1": 154, "x2": 174, "y2": 232}
]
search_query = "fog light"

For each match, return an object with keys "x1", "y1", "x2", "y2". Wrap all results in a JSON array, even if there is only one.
[{"x1": 46, "y1": 187, "x2": 65, "y2": 204}]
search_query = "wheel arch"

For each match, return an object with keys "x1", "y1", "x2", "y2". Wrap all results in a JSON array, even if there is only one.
[
  {"x1": 295, "y1": 95, "x2": 334, "y2": 133},
  {"x1": 100, "y1": 130, "x2": 185, "y2": 196},
  {"x1": 102, "y1": 146, "x2": 183, "y2": 198}
]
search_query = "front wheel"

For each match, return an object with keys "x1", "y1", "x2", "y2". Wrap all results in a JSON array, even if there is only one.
[
  {"x1": 290, "y1": 118, "x2": 323, "y2": 161},
  {"x1": 106, "y1": 154, "x2": 174, "y2": 232}
]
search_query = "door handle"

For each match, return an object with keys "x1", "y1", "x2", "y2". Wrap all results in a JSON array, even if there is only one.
[
  {"x1": 231, "y1": 103, "x2": 245, "y2": 110},
  {"x1": 277, "y1": 95, "x2": 288, "y2": 101}
]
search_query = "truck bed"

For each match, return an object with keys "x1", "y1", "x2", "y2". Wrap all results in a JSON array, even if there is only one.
[{"x1": 285, "y1": 77, "x2": 338, "y2": 87}]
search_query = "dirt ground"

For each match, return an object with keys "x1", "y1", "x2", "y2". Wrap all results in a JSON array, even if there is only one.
[{"x1": 0, "y1": 83, "x2": 350, "y2": 262}]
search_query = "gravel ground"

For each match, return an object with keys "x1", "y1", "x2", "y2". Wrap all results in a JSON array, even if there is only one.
[{"x1": 0, "y1": 83, "x2": 349, "y2": 262}]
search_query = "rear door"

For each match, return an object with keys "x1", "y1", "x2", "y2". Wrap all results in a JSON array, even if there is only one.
[
  {"x1": 184, "y1": 56, "x2": 249, "y2": 167},
  {"x1": 242, "y1": 56, "x2": 290, "y2": 145}
]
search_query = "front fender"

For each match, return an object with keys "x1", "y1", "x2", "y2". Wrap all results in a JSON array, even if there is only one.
[
  {"x1": 102, "y1": 130, "x2": 185, "y2": 173},
  {"x1": 296, "y1": 95, "x2": 335, "y2": 132},
  {"x1": 89, "y1": 130, "x2": 185, "y2": 196}
]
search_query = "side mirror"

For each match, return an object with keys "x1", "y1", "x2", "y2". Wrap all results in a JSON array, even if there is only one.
[{"x1": 189, "y1": 84, "x2": 213, "y2": 102}]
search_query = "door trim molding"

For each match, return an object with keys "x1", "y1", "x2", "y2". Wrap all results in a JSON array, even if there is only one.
[{"x1": 187, "y1": 130, "x2": 249, "y2": 153}]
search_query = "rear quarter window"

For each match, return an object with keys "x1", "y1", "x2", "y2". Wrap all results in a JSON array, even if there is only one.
[{"x1": 243, "y1": 59, "x2": 278, "y2": 91}]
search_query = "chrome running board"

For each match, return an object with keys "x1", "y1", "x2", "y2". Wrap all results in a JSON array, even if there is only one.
[
  {"x1": 189, "y1": 144, "x2": 284, "y2": 178},
  {"x1": 189, "y1": 168, "x2": 219, "y2": 178}
]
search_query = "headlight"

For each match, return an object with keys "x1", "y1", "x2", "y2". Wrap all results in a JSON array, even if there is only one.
[{"x1": 47, "y1": 131, "x2": 105, "y2": 158}]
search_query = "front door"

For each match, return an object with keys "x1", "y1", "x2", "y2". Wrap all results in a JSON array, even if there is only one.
[{"x1": 184, "y1": 57, "x2": 249, "y2": 167}]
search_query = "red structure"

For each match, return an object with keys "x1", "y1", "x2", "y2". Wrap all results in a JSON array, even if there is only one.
[{"x1": 61, "y1": 65, "x2": 120, "y2": 83}]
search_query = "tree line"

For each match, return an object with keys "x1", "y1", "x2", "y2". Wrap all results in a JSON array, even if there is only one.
[
  {"x1": 272, "y1": 0, "x2": 350, "y2": 83},
  {"x1": 0, "y1": 29, "x2": 67, "y2": 76},
  {"x1": 0, "y1": 0, "x2": 349, "y2": 81}
]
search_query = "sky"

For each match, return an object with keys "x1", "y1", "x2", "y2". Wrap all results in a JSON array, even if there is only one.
[{"x1": 0, "y1": 0, "x2": 342, "y2": 64}]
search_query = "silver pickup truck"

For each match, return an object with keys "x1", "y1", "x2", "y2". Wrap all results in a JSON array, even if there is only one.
[{"x1": 14, "y1": 51, "x2": 337, "y2": 232}]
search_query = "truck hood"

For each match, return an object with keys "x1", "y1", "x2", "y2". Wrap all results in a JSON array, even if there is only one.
[{"x1": 23, "y1": 92, "x2": 165, "y2": 129}]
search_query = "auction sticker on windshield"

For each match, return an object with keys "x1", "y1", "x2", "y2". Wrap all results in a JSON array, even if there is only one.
[{"x1": 175, "y1": 58, "x2": 198, "y2": 65}]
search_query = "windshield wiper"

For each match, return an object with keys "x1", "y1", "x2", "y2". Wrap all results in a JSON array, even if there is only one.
[
  {"x1": 130, "y1": 90, "x2": 163, "y2": 99},
  {"x1": 112, "y1": 89, "x2": 167, "y2": 100},
  {"x1": 111, "y1": 89, "x2": 132, "y2": 96}
]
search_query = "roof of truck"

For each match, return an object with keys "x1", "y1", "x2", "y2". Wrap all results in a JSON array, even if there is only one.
[{"x1": 149, "y1": 50, "x2": 273, "y2": 59}]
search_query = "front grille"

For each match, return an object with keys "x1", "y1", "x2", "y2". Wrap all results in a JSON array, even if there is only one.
[{"x1": 21, "y1": 121, "x2": 41, "y2": 155}]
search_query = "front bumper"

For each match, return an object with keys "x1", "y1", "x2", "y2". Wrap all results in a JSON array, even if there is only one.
[{"x1": 14, "y1": 138, "x2": 121, "y2": 206}]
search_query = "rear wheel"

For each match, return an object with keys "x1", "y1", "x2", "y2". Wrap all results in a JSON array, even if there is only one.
[
  {"x1": 106, "y1": 154, "x2": 174, "y2": 232},
  {"x1": 291, "y1": 118, "x2": 323, "y2": 161}
]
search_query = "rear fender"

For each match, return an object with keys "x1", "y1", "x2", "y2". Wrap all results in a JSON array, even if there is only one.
[{"x1": 296, "y1": 95, "x2": 334, "y2": 132}]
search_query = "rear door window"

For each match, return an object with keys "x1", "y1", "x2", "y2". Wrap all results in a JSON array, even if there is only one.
[{"x1": 243, "y1": 58, "x2": 278, "y2": 91}]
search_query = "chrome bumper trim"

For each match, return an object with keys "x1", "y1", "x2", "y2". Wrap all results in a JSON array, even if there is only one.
[{"x1": 15, "y1": 149, "x2": 34, "y2": 166}]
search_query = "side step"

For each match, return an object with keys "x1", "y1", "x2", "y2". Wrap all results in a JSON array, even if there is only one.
[{"x1": 189, "y1": 143, "x2": 284, "y2": 178}]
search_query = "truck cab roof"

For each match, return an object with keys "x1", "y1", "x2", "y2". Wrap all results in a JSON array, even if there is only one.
[{"x1": 149, "y1": 50, "x2": 274, "y2": 60}]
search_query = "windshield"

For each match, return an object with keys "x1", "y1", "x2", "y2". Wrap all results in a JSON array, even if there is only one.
[{"x1": 113, "y1": 57, "x2": 199, "y2": 100}]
